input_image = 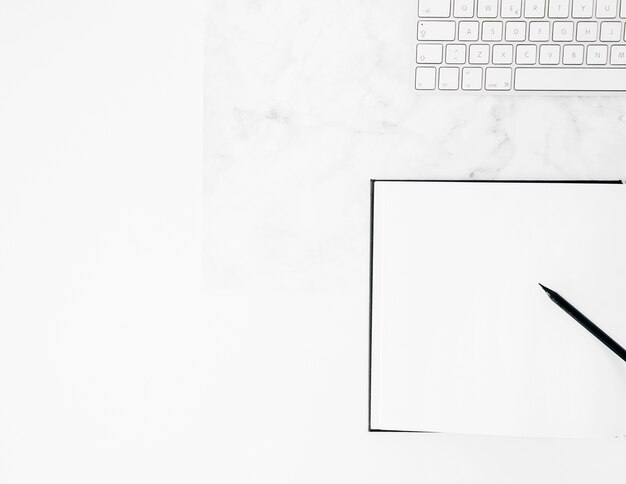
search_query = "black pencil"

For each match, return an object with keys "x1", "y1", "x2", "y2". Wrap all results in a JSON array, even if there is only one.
[{"x1": 539, "y1": 283, "x2": 626, "y2": 364}]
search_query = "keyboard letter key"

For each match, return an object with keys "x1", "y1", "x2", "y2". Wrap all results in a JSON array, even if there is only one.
[
  {"x1": 587, "y1": 44, "x2": 608, "y2": 64},
  {"x1": 610, "y1": 45, "x2": 626, "y2": 64},
  {"x1": 600, "y1": 21, "x2": 622, "y2": 41},
  {"x1": 493, "y1": 44, "x2": 514, "y2": 64},
  {"x1": 469, "y1": 44, "x2": 491, "y2": 64},
  {"x1": 478, "y1": 0, "x2": 499, "y2": 18},
  {"x1": 454, "y1": 0, "x2": 475, "y2": 18},
  {"x1": 548, "y1": 0, "x2": 570, "y2": 18},
  {"x1": 516, "y1": 44, "x2": 538, "y2": 63},
  {"x1": 459, "y1": 21, "x2": 480, "y2": 41},
  {"x1": 572, "y1": 0, "x2": 594, "y2": 18},
  {"x1": 506, "y1": 21, "x2": 527, "y2": 41},
  {"x1": 529, "y1": 21, "x2": 551, "y2": 40},
  {"x1": 596, "y1": 0, "x2": 618, "y2": 18},
  {"x1": 502, "y1": 0, "x2": 523, "y2": 17},
  {"x1": 576, "y1": 21, "x2": 598, "y2": 41},
  {"x1": 539, "y1": 44, "x2": 561, "y2": 64},
  {"x1": 553, "y1": 21, "x2": 574, "y2": 41},
  {"x1": 482, "y1": 21, "x2": 504, "y2": 41},
  {"x1": 563, "y1": 44, "x2": 584, "y2": 64},
  {"x1": 524, "y1": 0, "x2": 546, "y2": 18}
]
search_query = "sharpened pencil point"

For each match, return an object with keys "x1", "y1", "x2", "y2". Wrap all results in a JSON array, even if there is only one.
[{"x1": 539, "y1": 283, "x2": 556, "y2": 297}]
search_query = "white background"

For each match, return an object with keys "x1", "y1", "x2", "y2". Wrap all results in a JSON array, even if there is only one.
[
  {"x1": 0, "y1": 1, "x2": 204, "y2": 482},
  {"x1": 1, "y1": 1, "x2": 625, "y2": 483}
]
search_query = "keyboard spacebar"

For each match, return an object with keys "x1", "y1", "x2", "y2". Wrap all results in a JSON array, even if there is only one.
[{"x1": 515, "y1": 68, "x2": 626, "y2": 91}]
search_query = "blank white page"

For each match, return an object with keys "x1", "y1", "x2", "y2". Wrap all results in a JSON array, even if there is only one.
[{"x1": 370, "y1": 181, "x2": 626, "y2": 438}]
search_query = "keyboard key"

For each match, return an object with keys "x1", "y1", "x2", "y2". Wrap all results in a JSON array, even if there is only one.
[
  {"x1": 563, "y1": 44, "x2": 584, "y2": 63},
  {"x1": 572, "y1": 0, "x2": 594, "y2": 18},
  {"x1": 469, "y1": 44, "x2": 491, "y2": 63},
  {"x1": 622, "y1": 0, "x2": 626, "y2": 18},
  {"x1": 515, "y1": 67, "x2": 626, "y2": 90},
  {"x1": 516, "y1": 44, "x2": 538, "y2": 63},
  {"x1": 459, "y1": 21, "x2": 480, "y2": 41},
  {"x1": 596, "y1": 0, "x2": 618, "y2": 18},
  {"x1": 548, "y1": 0, "x2": 570, "y2": 18},
  {"x1": 553, "y1": 21, "x2": 574, "y2": 40},
  {"x1": 483, "y1": 21, "x2": 504, "y2": 40},
  {"x1": 506, "y1": 21, "x2": 527, "y2": 40},
  {"x1": 446, "y1": 44, "x2": 467, "y2": 63},
  {"x1": 454, "y1": 0, "x2": 475, "y2": 18},
  {"x1": 576, "y1": 21, "x2": 598, "y2": 41},
  {"x1": 610, "y1": 45, "x2": 626, "y2": 64},
  {"x1": 462, "y1": 67, "x2": 483, "y2": 89},
  {"x1": 439, "y1": 67, "x2": 460, "y2": 89},
  {"x1": 415, "y1": 67, "x2": 437, "y2": 89},
  {"x1": 493, "y1": 44, "x2": 514, "y2": 63},
  {"x1": 417, "y1": 44, "x2": 444, "y2": 63},
  {"x1": 478, "y1": 0, "x2": 499, "y2": 17},
  {"x1": 418, "y1": 21, "x2": 456, "y2": 41},
  {"x1": 529, "y1": 21, "x2": 551, "y2": 40},
  {"x1": 600, "y1": 21, "x2": 622, "y2": 41},
  {"x1": 587, "y1": 44, "x2": 608, "y2": 64},
  {"x1": 485, "y1": 67, "x2": 513, "y2": 90},
  {"x1": 524, "y1": 0, "x2": 546, "y2": 18},
  {"x1": 539, "y1": 44, "x2": 561, "y2": 63},
  {"x1": 418, "y1": 0, "x2": 451, "y2": 18},
  {"x1": 502, "y1": 0, "x2": 523, "y2": 17}
]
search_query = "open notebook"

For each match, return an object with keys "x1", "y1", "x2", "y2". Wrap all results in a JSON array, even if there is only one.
[{"x1": 369, "y1": 180, "x2": 626, "y2": 438}]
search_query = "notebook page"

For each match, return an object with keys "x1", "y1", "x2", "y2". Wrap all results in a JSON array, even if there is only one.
[{"x1": 370, "y1": 181, "x2": 626, "y2": 438}]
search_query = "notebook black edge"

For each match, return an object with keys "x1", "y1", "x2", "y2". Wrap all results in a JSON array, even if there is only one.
[
  {"x1": 368, "y1": 180, "x2": 375, "y2": 432},
  {"x1": 367, "y1": 178, "x2": 624, "y2": 434},
  {"x1": 370, "y1": 179, "x2": 624, "y2": 184}
]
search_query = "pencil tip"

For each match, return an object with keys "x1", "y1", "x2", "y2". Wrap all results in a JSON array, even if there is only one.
[{"x1": 538, "y1": 283, "x2": 552, "y2": 295}]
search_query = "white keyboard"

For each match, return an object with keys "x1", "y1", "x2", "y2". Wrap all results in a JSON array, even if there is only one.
[{"x1": 415, "y1": 0, "x2": 626, "y2": 93}]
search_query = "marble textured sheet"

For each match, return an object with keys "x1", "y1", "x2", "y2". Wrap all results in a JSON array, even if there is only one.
[
  {"x1": 205, "y1": 1, "x2": 626, "y2": 294},
  {"x1": 205, "y1": 0, "x2": 626, "y2": 481}
]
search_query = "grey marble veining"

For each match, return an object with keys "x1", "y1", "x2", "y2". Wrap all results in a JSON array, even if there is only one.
[{"x1": 206, "y1": 0, "x2": 626, "y2": 288}]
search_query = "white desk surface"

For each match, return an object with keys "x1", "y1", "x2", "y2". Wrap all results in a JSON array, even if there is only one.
[
  {"x1": 10, "y1": 0, "x2": 622, "y2": 483},
  {"x1": 205, "y1": 1, "x2": 626, "y2": 483}
]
